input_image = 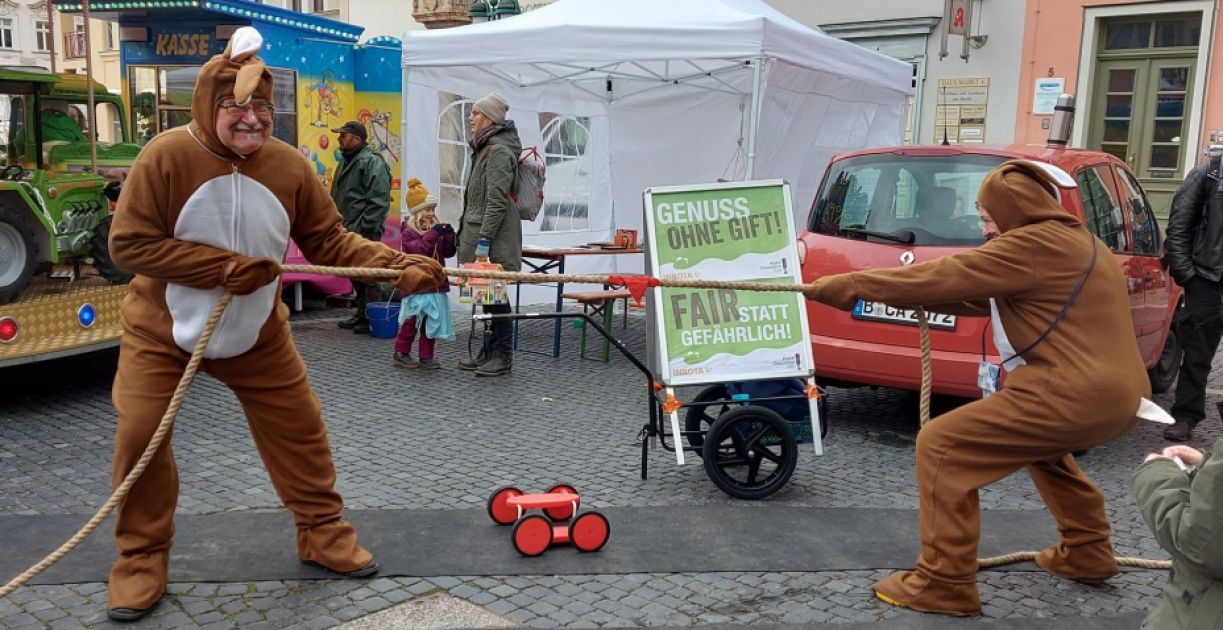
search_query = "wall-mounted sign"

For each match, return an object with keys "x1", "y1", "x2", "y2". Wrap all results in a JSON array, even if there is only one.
[
  {"x1": 1033, "y1": 77, "x2": 1065, "y2": 115},
  {"x1": 934, "y1": 77, "x2": 989, "y2": 144}
]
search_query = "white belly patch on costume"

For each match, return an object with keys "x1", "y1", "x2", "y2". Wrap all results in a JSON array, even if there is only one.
[{"x1": 166, "y1": 173, "x2": 290, "y2": 358}]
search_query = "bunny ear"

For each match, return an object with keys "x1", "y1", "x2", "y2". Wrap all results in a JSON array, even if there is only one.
[
  {"x1": 227, "y1": 27, "x2": 263, "y2": 63},
  {"x1": 233, "y1": 60, "x2": 267, "y2": 104}
]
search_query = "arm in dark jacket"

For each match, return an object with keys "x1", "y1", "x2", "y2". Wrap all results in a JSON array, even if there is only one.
[
  {"x1": 1165, "y1": 163, "x2": 1210, "y2": 284},
  {"x1": 1132, "y1": 440, "x2": 1223, "y2": 579},
  {"x1": 439, "y1": 230, "x2": 457, "y2": 259},
  {"x1": 479, "y1": 144, "x2": 517, "y2": 241}
]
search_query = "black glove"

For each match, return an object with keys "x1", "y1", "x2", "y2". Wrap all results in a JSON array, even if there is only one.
[{"x1": 431, "y1": 223, "x2": 454, "y2": 236}]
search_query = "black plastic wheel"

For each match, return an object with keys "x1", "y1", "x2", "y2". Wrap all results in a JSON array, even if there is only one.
[
  {"x1": 544, "y1": 484, "x2": 579, "y2": 522},
  {"x1": 0, "y1": 202, "x2": 38, "y2": 305},
  {"x1": 512, "y1": 514, "x2": 552, "y2": 557},
  {"x1": 1148, "y1": 307, "x2": 1183, "y2": 394},
  {"x1": 683, "y1": 384, "x2": 731, "y2": 454},
  {"x1": 570, "y1": 511, "x2": 610, "y2": 552},
  {"x1": 486, "y1": 486, "x2": 523, "y2": 525},
  {"x1": 89, "y1": 215, "x2": 134, "y2": 284},
  {"x1": 701, "y1": 406, "x2": 797, "y2": 500}
]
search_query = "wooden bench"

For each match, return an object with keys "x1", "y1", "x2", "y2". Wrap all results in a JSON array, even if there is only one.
[{"x1": 560, "y1": 289, "x2": 632, "y2": 362}]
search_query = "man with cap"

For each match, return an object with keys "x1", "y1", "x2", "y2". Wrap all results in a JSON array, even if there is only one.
[
  {"x1": 331, "y1": 119, "x2": 393, "y2": 335},
  {"x1": 458, "y1": 92, "x2": 522, "y2": 376},
  {"x1": 805, "y1": 160, "x2": 1150, "y2": 616},
  {"x1": 106, "y1": 27, "x2": 442, "y2": 621}
]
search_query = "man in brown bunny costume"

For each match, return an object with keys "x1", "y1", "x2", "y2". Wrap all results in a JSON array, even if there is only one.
[
  {"x1": 806, "y1": 160, "x2": 1150, "y2": 616},
  {"x1": 105, "y1": 27, "x2": 442, "y2": 621}
]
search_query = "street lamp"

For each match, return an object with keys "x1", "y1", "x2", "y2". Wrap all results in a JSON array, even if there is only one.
[{"x1": 470, "y1": 0, "x2": 520, "y2": 24}]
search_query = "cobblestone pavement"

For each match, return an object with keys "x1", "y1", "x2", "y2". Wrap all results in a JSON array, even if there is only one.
[{"x1": 2, "y1": 293, "x2": 1218, "y2": 629}]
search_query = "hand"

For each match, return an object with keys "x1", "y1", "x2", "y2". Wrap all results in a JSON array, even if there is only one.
[
  {"x1": 220, "y1": 256, "x2": 280, "y2": 295},
  {"x1": 1144, "y1": 453, "x2": 1170, "y2": 463},
  {"x1": 431, "y1": 223, "x2": 454, "y2": 236},
  {"x1": 1161, "y1": 445, "x2": 1205, "y2": 468},
  {"x1": 390, "y1": 255, "x2": 445, "y2": 294},
  {"x1": 475, "y1": 238, "x2": 491, "y2": 261},
  {"x1": 802, "y1": 275, "x2": 859, "y2": 311}
]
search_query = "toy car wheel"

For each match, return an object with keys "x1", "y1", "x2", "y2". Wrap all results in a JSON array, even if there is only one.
[
  {"x1": 487, "y1": 486, "x2": 523, "y2": 525},
  {"x1": 570, "y1": 511, "x2": 610, "y2": 552},
  {"x1": 544, "y1": 484, "x2": 579, "y2": 521},
  {"x1": 683, "y1": 384, "x2": 731, "y2": 455},
  {"x1": 702, "y1": 406, "x2": 797, "y2": 500},
  {"x1": 512, "y1": 514, "x2": 552, "y2": 557}
]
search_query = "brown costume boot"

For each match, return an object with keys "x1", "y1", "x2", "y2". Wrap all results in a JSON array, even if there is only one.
[
  {"x1": 872, "y1": 570, "x2": 982, "y2": 617},
  {"x1": 107, "y1": 549, "x2": 169, "y2": 620},
  {"x1": 297, "y1": 519, "x2": 378, "y2": 577},
  {"x1": 1034, "y1": 542, "x2": 1118, "y2": 584}
]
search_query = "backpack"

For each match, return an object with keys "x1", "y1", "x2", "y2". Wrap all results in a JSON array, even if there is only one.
[{"x1": 485, "y1": 144, "x2": 547, "y2": 221}]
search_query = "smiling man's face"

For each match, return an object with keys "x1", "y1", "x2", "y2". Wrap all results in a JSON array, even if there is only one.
[{"x1": 215, "y1": 97, "x2": 273, "y2": 155}]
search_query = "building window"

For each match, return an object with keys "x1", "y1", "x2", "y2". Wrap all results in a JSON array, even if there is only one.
[
  {"x1": 436, "y1": 95, "x2": 474, "y2": 224},
  {"x1": 1104, "y1": 15, "x2": 1201, "y2": 51},
  {"x1": 36, "y1": 20, "x2": 50, "y2": 52},
  {"x1": 0, "y1": 19, "x2": 14, "y2": 49},
  {"x1": 538, "y1": 114, "x2": 591, "y2": 232},
  {"x1": 104, "y1": 23, "x2": 117, "y2": 51}
]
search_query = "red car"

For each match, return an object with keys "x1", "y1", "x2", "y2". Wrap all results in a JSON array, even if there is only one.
[{"x1": 798, "y1": 144, "x2": 1183, "y2": 399}]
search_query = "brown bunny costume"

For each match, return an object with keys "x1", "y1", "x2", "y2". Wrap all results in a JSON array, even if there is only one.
[
  {"x1": 106, "y1": 27, "x2": 440, "y2": 618},
  {"x1": 806, "y1": 160, "x2": 1149, "y2": 616}
]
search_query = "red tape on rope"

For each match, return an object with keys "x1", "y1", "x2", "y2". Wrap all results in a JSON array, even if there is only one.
[{"x1": 607, "y1": 275, "x2": 660, "y2": 306}]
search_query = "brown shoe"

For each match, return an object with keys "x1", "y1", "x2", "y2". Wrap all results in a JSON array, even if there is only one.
[
  {"x1": 303, "y1": 559, "x2": 380, "y2": 578},
  {"x1": 1164, "y1": 420, "x2": 1195, "y2": 442},
  {"x1": 393, "y1": 352, "x2": 420, "y2": 368}
]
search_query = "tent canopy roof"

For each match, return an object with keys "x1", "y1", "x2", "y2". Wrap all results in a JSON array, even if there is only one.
[{"x1": 402, "y1": 0, "x2": 911, "y2": 95}]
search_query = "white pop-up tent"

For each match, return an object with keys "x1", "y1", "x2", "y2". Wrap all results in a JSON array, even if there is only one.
[{"x1": 402, "y1": 0, "x2": 911, "y2": 290}]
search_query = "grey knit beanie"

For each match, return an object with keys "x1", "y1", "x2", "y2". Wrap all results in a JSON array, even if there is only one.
[{"x1": 473, "y1": 92, "x2": 509, "y2": 124}]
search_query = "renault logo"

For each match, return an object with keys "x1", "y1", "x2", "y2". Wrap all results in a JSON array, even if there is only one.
[{"x1": 899, "y1": 251, "x2": 916, "y2": 266}]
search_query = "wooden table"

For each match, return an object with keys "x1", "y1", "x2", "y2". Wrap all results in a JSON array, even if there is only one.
[{"x1": 517, "y1": 245, "x2": 644, "y2": 357}]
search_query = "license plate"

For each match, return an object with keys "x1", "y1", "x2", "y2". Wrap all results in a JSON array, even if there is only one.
[{"x1": 851, "y1": 300, "x2": 957, "y2": 331}]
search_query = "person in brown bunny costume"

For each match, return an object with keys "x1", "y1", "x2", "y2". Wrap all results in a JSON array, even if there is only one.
[
  {"x1": 104, "y1": 26, "x2": 442, "y2": 621},
  {"x1": 806, "y1": 160, "x2": 1150, "y2": 616}
]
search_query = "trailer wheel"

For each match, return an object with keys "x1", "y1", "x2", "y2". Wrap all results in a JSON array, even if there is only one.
[
  {"x1": 702, "y1": 406, "x2": 797, "y2": 500},
  {"x1": 683, "y1": 384, "x2": 731, "y2": 454},
  {"x1": 90, "y1": 215, "x2": 134, "y2": 284},
  {"x1": 0, "y1": 203, "x2": 38, "y2": 305}
]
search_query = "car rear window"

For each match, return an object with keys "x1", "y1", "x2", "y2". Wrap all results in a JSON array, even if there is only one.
[{"x1": 808, "y1": 154, "x2": 1007, "y2": 246}]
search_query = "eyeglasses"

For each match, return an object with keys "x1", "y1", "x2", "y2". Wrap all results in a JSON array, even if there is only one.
[{"x1": 218, "y1": 99, "x2": 275, "y2": 115}]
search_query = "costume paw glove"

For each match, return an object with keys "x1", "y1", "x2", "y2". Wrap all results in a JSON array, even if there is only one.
[
  {"x1": 803, "y1": 275, "x2": 860, "y2": 311},
  {"x1": 220, "y1": 256, "x2": 280, "y2": 295},
  {"x1": 391, "y1": 254, "x2": 445, "y2": 294}
]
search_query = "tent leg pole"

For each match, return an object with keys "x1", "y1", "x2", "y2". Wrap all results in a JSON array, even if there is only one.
[{"x1": 745, "y1": 55, "x2": 765, "y2": 180}]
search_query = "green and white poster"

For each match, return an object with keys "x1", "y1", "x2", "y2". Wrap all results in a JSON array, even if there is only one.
[{"x1": 644, "y1": 180, "x2": 813, "y2": 386}]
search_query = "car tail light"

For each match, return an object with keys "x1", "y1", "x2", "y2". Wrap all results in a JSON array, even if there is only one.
[
  {"x1": 0, "y1": 316, "x2": 17, "y2": 343},
  {"x1": 797, "y1": 238, "x2": 808, "y2": 266}
]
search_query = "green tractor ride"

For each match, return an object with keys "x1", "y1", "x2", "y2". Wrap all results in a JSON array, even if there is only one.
[{"x1": 0, "y1": 67, "x2": 141, "y2": 304}]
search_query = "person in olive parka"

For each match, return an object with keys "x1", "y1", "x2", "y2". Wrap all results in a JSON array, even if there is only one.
[
  {"x1": 456, "y1": 92, "x2": 522, "y2": 377},
  {"x1": 1133, "y1": 438, "x2": 1223, "y2": 629},
  {"x1": 805, "y1": 160, "x2": 1151, "y2": 616}
]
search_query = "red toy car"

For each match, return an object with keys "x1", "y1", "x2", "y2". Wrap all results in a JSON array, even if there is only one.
[{"x1": 487, "y1": 485, "x2": 610, "y2": 557}]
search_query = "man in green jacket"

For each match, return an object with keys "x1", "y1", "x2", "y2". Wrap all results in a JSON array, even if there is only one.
[
  {"x1": 457, "y1": 92, "x2": 522, "y2": 377},
  {"x1": 1133, "y1": 436, "x2": 1223, "y2": 629},
  {"x1": 330, "y1": 120, "x2": 392, "y2": 335}
]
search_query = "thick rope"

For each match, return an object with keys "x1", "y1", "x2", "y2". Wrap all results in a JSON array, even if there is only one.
[
  {"x1": 282, "y1": 265, "x2": 805, "y2": 293},
  {"x1": 1, "y1": 263, "x2": 1171, "y2": 597},
  {"x1": 0, "y1": 294, "x2": 234, "y2": 598}
]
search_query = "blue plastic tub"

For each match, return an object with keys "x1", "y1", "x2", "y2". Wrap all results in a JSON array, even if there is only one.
[{"x1": 366, "y1": 301, "x2": 401, "y2": 339}]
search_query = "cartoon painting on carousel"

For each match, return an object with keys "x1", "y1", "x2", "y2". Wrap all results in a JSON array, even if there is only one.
[
  {"x1": 296, "y1": 69, "x2": 355, "y2": 191},
  {"x1": 305, "y1": 70, "x2": 346, "y2": 128}
]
